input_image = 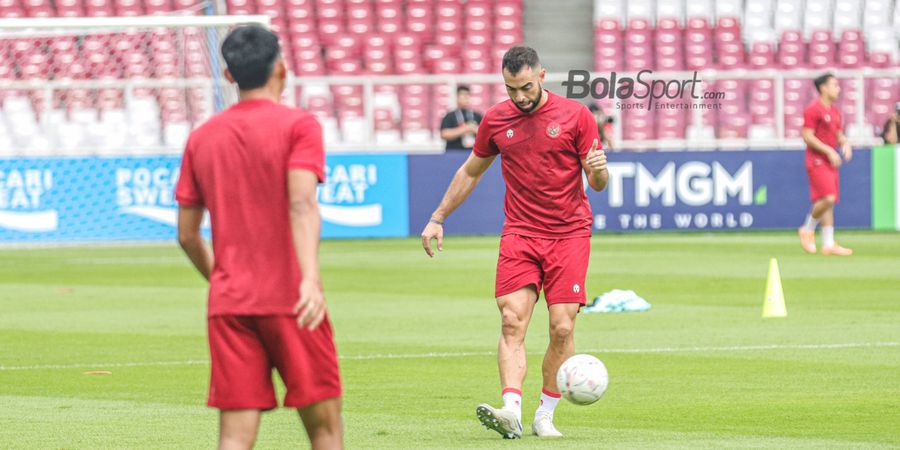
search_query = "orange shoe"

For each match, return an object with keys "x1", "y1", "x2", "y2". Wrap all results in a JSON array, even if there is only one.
[
  {"x1": 821, "y1": 244, "x2": 853, "y2": 256},
  {"x1": 797, "y1": 228, "x2": 816, "y2": 254}
]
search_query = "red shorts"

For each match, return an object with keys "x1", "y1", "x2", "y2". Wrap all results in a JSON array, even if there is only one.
[
  {"x1": 807, "y1": 161, "x2": 840, "y2": 203},
  {"x1": 495, "y1": 234, "x2": 590, "y2": 305},
  {"x1": 207, "y1": 315, "x2": 341, "y2": 410}
]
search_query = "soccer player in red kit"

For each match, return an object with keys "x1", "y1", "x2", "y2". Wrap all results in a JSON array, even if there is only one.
[
  {"x1": 420, "y1": 46, "x2": 608, "y2": 439},
  {"x1": 175, "y1": 26, "x2": 342, "y2": 449},
  {"x1": 798, "y1": 73, "x2": 854, "y2": 256}
]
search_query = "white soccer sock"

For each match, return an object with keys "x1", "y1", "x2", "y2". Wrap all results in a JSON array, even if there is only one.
[
  {"x1": 501, "y1": 388, "x2": 522, "y2": 422},
  {"x1": 535, "y1": 388, "x2": 561, "y2": 419},
  {"x1": 803, "y1": 214, "x2": 819, "y2": 232},
  {"x1": 822, "y1": 226, "x2": 835, "y2": 247}
]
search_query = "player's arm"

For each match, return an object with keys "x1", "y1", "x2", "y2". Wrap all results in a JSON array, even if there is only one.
[
  {"x1": 177, "y1": 206, "x2": 213, "y2": 281},
  {"x1": 801, "y1": 127, "x2": 842, "y2": 167},
  {"x1": 421, "y1": 152, "x2": 497, "y2": 256},
  {"x1": 288, "y1": 169, "x2": 327, "y2": 330},
  {"x1": 581, "y1": 139, "x2": 608, "y2": 192},
  {"x1": 836, "y1": 130, "x2": 853, "y2": 162}
]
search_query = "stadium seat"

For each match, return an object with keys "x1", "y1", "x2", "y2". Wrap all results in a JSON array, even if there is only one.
[
  {"x1": 837, "y1": 78, "x2": 865, "y2": 126},
  {"x1": 742, "y1": 0, "x2": 774, "y2": 43},
  {"x1": 774, "y1": 0, "x2": 803, "y2": 33},
  {"x1": 837, "y1": 30, "x2": 865, "y2": 68},
  {"x1": 862, "y1": 0, "x2": 893, "y2": 30},
  {"x1": 803, "y1": 0, "x2": 833, "y2": 38},
  {"x1": 808, "y1": 30, "x2": 835, "y2": 68},
  {"x1": 778, "y1": 30, "x2": 806, "y2": 68},
  {"x1": 832, "y1": 0, "x2": 862, "y2": 35},
  {"x1": 782, "y1": 78, "x2": 809, "y2": 138}
]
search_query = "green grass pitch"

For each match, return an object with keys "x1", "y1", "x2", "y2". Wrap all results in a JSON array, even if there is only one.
[{"x1": 1, "y1": 231, "x2": 899, "y2": 449}]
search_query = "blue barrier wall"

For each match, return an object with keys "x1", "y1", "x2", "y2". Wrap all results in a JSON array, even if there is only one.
[
  {"x1": 0, "y1": 149, "x2": 871, "y2": 242},
  {"x1": 319, "y1": 153, "x2": 409, "y2": 238},
  {"x1": 590, "y1": 150, "x2": 871, "y2": 231},
  {"x1": 407, "y1": 149, "x2": 872, "y2": 234},
  {"x1": 0, "y1": 156, "x2": 184, "y2": 241},
  {"x1": 0, "y1": 153, "x2": 409, "y2": 241},
  {"x1": 407, "y1": 152, "x2": 504, "y2": 235}
]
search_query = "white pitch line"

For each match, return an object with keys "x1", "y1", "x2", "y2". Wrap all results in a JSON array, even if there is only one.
[{"x1": 0, "y1": 342, "x2": 896, "y2": 371}]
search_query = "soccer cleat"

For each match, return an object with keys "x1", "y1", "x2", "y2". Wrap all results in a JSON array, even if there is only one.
[
  {"x1": 532, "y1": 413, "x2": 563, "y2": 438},
  {"x1": 476, "y1": 404, "x2": 522, "y2": 439},
  {"x1": 797, "y1": 228, "x2": 817, "y2": 254},
  {"x1": 821, "y1": 244, "x2": 853, "y2": 256}
]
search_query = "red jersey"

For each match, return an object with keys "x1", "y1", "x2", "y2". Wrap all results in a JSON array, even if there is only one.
[
  {"x1": 175, "y1": 99, "x2": 325, "y2": 317},
  {"x1": 473, "y1": 90, "x2": 599, "y2": 238},
  {"x1": 802, "y1": 100, "x2": 842, "y2": 166}
]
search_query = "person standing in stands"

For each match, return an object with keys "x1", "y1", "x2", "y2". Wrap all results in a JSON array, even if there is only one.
[{"x1": 440, "y1": 85, "x2": 484, "y2": 151}]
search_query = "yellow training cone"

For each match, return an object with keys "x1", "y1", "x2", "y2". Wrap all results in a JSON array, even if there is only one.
[{"x1": 762, "y1": 258, "x2": 787, "y2": 318}]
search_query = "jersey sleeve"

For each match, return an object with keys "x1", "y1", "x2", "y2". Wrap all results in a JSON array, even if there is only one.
[
  {"x1": 288, "y1": 114, "x2": 326, "y2": 183},
  {"x1": 472, "y1": 113, "x2": 498, "y2": 157},
  {"x1": 802, "y1": 105, "x2": 819, "y2": 129},
  {"x1": 575, "y1": 105, "x2": 601, "y2": 159},
  {"x1": 175, "y1": 138, "x2": 204, "y2": 207}
]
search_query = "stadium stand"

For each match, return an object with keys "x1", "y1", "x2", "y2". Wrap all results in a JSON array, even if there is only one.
[
  {"x1": 0, "y1": 0, "x2": 898, "y2": 151},
  {"x1": 593, "y1": 0, "x2": 899, "y2": 143}
]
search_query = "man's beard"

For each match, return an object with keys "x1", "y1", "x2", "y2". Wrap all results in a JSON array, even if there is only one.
[{"x1": 514, "y1": 85, "x2": 543, "y2": 113}]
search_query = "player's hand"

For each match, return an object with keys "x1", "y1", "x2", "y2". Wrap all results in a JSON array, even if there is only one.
[
  {"x1": 827, "y1": 149, "x2": 842, "y2": 168},
  {"x1": 841, "y1": 142, "x2": 853, "y2": 162},
  {"x1": 294, "y1": 277, "x2": 326, "y2": 330},
  {"x1": 584, "y1": 139, "x2": 607, "y2": 173},
  {"x1": 421, "y1": 220, "x2": 444, "y2": 257}
]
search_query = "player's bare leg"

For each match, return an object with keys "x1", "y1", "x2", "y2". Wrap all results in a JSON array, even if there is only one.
[
  {"x1": 532, "y1": 302, "x2": 579, "y2": 437},
  {"x1": 298, "y1": 398, "x2": 343, "y2": 450},
  {"x1": 816, "y1": 196, "x2": 852, "y2": 255},
  {"x1": 476, "y1": 285, "x2": 537, "y2": 439},
  {"x1": 799, "y1": 196, "x2": 834, "y2": 253},
  {"x1": 218, "y1": 409, "x2": 261, "y2": 450},
  {"x1": 497, "y1": 285, "x2": 538, "y2": 390}
]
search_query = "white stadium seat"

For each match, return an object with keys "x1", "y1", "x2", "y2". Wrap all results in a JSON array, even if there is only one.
[
  {"x1": 685, "y1": 0, "x2": 714, "y2": 22},
  {"x1": 803, "y1": 0, "x2": 833, "y2": 37},
  {"x1": 593, "y1": 0, "x2": 624, "y2": 25},
  {"x1": 774, "y1": 0, "x2": 804, "y2": 33},
  {"x1": 833, "y1": 0, "x2": 863, "y2": 35}
]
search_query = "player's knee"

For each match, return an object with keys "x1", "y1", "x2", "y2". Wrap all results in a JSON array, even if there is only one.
[
  {"x1": 219, "y1": 430, "x2": 256, "y2": 449},
  {"x1": 549, "y1": 321, "x2": 574, "y2": 343},
  {"x1": 822, "y1": 195, "x2": 836, "y2": 207},
  {"x1": 500, "y1": 309, "x2": 527, "y2": 337},
  {"x1": 307, "y1": 419, "x2": 342, "y2": 441}
]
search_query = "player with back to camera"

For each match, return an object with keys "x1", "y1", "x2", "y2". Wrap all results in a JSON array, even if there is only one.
[
  {"x1": 175, "y1": 25, "x2": 343, "y2": 450},
  {"x1": 420, "y1": 46, "x2": 609, "y2": 439},
  {"x1": 797, "y1": 73, "x2": 854, "y2": 256}
]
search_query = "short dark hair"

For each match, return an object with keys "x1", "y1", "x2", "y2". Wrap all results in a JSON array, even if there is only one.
[
  {"x1": 813, "y1": 73, "x2": 836, "y2": 93},
  {"x1": 457, "y1": 85, "x2": 471, "y2": 94},
  {"x1": 502, "y1": 46, "x2": 540, "y2": 75},
  {"x1": 221, "y1": 25, "x2": 281, "y2": 90}
]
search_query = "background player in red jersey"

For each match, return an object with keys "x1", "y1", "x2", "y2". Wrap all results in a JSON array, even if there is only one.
[
  {"x1": 175, "y1": 26, "x2": 342, "y2": 449},
  {"x1": 798, "y1": 73, "x2": 854, "y2": 256},
  {"x1": 420, "y1": 46, "x2": 608, "y2": 439}
]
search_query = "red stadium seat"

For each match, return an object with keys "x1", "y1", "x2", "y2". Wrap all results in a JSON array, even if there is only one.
[
  {"x1": 748, "y1": 41, "x2": 776, "y2": 68},
  {"x1": 778, "y1": 31, "x2": 807, "y2": 68},
  {"x1": 622, "y1": 107, "x2": 655, "y2": 141},
  {"x1": 808, "y1": 30, "x2": 835, "y2": 68}
]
